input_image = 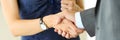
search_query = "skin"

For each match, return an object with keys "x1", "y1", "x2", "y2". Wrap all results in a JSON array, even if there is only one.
[
  {"x1": 54, "y1": 19, "x2": 78, "y2": 38},
  {"x1": 55, "y1": 12, "x2": 84, "y2": 39},
  {"x1": 43, "y1": 12, "x2": 79, "y2": 39},
  {"x1": 55, "y1": 0, "x2": 85, "y2": 39},
  {"x1": 0, "y1": 0, "x2": 84, "y2": 38}
]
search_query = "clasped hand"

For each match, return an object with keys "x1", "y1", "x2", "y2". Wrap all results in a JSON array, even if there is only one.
[{"x1": 43, "y1": 0, "x2": 84, "y2": 39}]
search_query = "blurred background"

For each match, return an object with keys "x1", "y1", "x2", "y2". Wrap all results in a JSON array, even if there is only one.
[{"x1": 0, "y1": 0, "x2": 96, "y2": 40}]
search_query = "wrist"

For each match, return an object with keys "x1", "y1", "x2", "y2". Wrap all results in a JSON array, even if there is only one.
[
  {"x1": 39, "y1": 17, "x2": 49, "y2": 30},
  {"x1": 43, "y1": 15, "x2": 56, "y2": 28},
  {"x1": 43, "y1": 14, "x2": 63, "y2": 28},
  {"x1": 43, "y1": 16, "x2": 52, "y2": 28}
]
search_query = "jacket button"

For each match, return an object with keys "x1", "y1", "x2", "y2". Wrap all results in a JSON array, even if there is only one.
[{"x1": 96, "y1": 27, "x2": 99, "y2": 30}]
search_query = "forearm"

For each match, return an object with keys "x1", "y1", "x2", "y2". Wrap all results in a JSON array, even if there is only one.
[
  {"x1": 1, "y1": 0, "x2": 44, "y2": 36},
  {"x1": 8, "y1": 19, "x2": 43, "y2": 36}
]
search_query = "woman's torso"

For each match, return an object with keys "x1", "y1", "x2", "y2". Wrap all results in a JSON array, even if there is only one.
[{"x1": 18, "y1": 0, "x2": 61, "y2": 19}]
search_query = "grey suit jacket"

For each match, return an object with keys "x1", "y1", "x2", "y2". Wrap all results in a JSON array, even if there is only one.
[
  {"x1": 80, "y1": 8, "x2": 96, "y2": 37},
  {"x1": 96, "y1": 0, "x2": 120, "y2": 40},
  {"x1": 80, "y1": 0, "x2": 120, "y2": 40}
]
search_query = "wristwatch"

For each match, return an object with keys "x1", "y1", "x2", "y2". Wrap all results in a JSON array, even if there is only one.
[{"x1": 40, "y1": 18, "x2": 47, "y2": 30}]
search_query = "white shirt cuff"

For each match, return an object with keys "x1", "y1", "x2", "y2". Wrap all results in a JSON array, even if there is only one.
[{"x1": 75, "y1": 12, "x2": 84, "y2": 29}]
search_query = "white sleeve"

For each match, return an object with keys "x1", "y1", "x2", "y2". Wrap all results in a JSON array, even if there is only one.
[{"x1": 75, "y1": 12, "x2": 85, "y2": 29}]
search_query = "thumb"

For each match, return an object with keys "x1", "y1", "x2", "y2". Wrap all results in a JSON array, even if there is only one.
[{"x1": 77, "y1": 29, "x2": 84, "y2": 34}]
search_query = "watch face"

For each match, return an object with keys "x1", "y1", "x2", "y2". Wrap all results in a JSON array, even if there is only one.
[{"x1": 40, "y1": 22, "x2": 47, "y2": 30}]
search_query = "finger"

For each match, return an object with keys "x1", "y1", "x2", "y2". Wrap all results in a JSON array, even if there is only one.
[
  {"x1": 65, "y1": 33, "x2": 70, "y2": 39},
  {"x1": 54, "y1": 29, "x2": 58, "y2": 32},
  {"x1": 77, "y1": 29, "x2": 85, "y2": 34},
  {"x1": 58, "y1": 29, "x2": 62, "y2": 35},
  {"x1": 62, "y1": 31, "x2": 66, "y2": 37},
  {"x1": 64, "y1": 26, "x2": 77, "y2": 38},
  {"x1": 68, "y1": 28, "x2": 77, "y2": 38}
]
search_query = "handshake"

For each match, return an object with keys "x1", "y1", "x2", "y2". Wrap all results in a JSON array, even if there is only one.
[{"x1": 43, "y1": 0, "x2": 84, "y2": 39}]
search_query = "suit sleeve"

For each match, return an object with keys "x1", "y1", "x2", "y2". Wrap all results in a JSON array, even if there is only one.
[{"x1": 80, "y1": 8, "x2": 96, "y2": 37}]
